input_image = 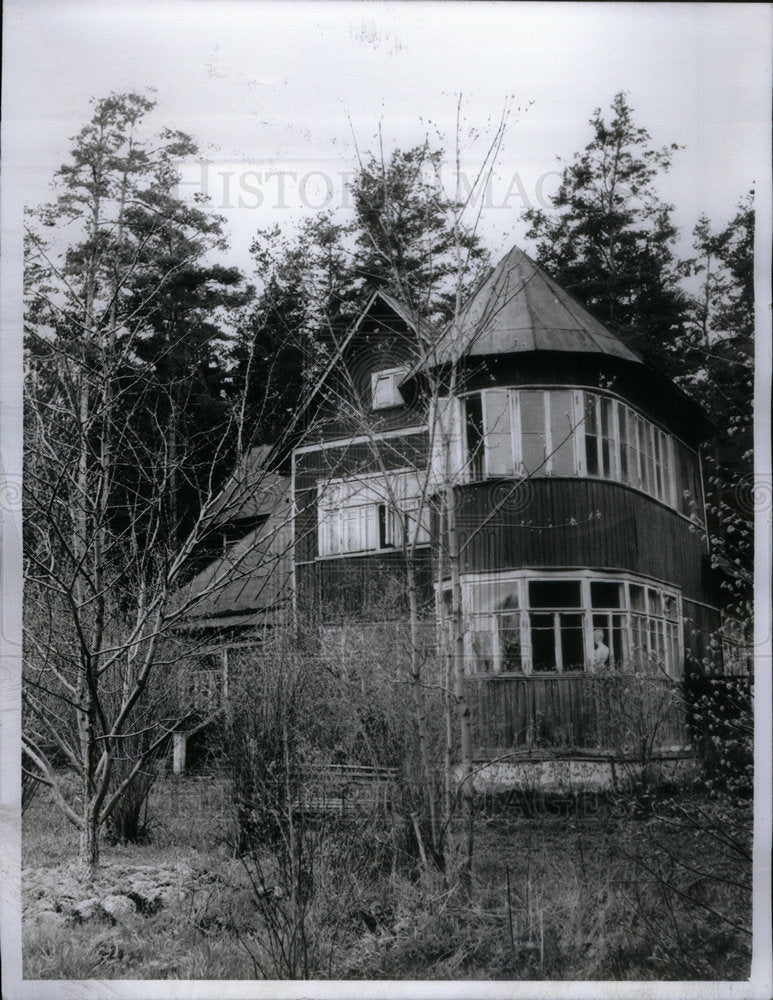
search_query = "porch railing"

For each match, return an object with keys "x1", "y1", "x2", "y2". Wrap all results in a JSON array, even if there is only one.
[{"x1": 468, "y1": 673, "x2": 688, "y2": 754}]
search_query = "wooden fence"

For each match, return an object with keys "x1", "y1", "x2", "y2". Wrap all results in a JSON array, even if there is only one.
[{"x1": 294, "y1": 763, "x2": 398, "y2": 816}]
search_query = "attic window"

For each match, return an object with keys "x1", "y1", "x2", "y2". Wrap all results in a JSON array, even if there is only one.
[{"x1": 371, "y1": 368, "x2": 406, "y2": 410}]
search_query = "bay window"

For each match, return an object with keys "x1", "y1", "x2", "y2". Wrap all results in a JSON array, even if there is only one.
[
  {"x1": 432, "y1": 387, "x2": 702, "y2": 520},
  {"x1": 460, "y1": 573, "x2": 683, "y2": 677}
]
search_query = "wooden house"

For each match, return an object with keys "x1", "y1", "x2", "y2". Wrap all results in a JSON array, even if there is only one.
[
  {"x1": 181, "y1": 245, "x2": 736, "y2": 791},
  {"x1": 290, "y1": 246, "x2": 726, "y2": 791}
]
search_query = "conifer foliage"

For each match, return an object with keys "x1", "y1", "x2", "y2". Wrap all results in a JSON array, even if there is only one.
[
  {"x1": 23, "y1": 93, "x2": 250, "y2": 872},
  {"x1": 523, "y1": 92, "x2": 686, "y2": 373}
]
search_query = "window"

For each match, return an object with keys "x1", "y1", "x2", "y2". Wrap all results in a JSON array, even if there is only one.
[
  {"x1": 438, "y1": 386, "x2": 701, "y2": 519},
  {"x1": 528, "y1": 580, "x2": 584, "y2": 672},
  {"x1": 584, "y1": 394, "x2": 617, "y2": 479},
  {"x1": 673, "y1": 437, "x2": 704, "y2": 519},
  {"x1": 483, "y1": 389, "x2": 515, "y2": 476},
  {"x1": 318, "y1": 470, "x2": 430, "y2": 556},
  {"x1": 464, "y1": 395, "x2": 485, "y2": 479},
  {"x1": 465, "y1": 580, "x2": 522, "y2": 673},
  {"x1": 371, "y1": 368, "x2": 406, "y2": 410},
  {"x1": 459, "y1": 573, "x2": 683, "y2": 676},
  {"x1": 590, "y1": 581, "x2": 627, "y2": 669},
  {"x1": 720, "y1": 615, "x2": 753, "y2": 674}
]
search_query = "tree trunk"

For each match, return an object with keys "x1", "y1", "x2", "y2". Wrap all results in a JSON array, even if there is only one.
[
  {"x1": 406, "y1": 560, "x2": 442, "y2": 864},
  {"x1": 446, "y1": 481, "x2": 475, "y2": 899},
  {"x1": 78, "y1": 790, "x2": 100, "y2": 877}
]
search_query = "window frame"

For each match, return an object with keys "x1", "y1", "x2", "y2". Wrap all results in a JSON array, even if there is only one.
[
  {"x1": 446, "y1": 385, "x2": 702, "y2": 522},
  {"x1": 457, "y1": 570, "x2": 683, "y2": 678},
  {"x1": 370, "y1": 367, "x2": 407, "y2": 410},
  {"x1": 317, "y1": 467, "x2": 430, "y2": 557}
]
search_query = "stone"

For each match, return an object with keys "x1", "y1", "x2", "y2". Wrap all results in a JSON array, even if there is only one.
[
  {"x1": 101, "y1": 894, "x2": 136, "y2": 921},
  {"x1": 72, "y1": 897, "x2": 103, "y2": 923}
]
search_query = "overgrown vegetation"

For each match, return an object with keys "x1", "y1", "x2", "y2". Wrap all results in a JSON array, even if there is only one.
[{"x1": 23, "y1": 768, "x2": 751, "y2": 980}]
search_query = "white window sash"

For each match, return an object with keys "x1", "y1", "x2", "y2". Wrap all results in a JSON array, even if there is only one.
[
  {"x1": 434, "y1": 387, "x2": 702, "y2": 519},
  {"x1": 460, "y1": 573, "x2": 683, "y2": 677},
  {"x1": 482, "y1": 388, "x2": 516, "y2": 476},
  {"x1": 371, "y1": 368, "x2": 405, "y2": 410},
  {"x1": 318, "y1": 469, "x2": 429, "y2": 556}
]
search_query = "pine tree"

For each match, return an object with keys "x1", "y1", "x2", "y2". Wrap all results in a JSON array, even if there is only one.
[
  {"x1": 351, "y1": 143, "x2": 489, "y2": 324},
  {"x1": 523, "y1": 92, "x2": 686, "y2": 372},
  {"x1": 233, "y1": 142, "x2": 491, "y2": 449},
  {"x1": 684, "y1": 194, "x2": 755, "y2": 616}
]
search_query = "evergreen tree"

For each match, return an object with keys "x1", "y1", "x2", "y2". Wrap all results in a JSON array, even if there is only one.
[
  {"x1": 122, "y1": 189, "x2": 248, "y2": 545},
  {"x1": 26, "y1": 93, "x2": 248, "y2": 547},
  {"x1": 233, "y1": 142, "x2": 490, "y2": 449},
  {"x1": 231, "y1": 215, "x2": 357, "y2": 447},
  {"x1": 523, "y1": 92, "x2": 686, "y2": 372},
  {"x1": 23, "y1": 93, "x2": 251, "y2": 873},
  {"x1": 684, "y1": 194, "x2": 755, "y2": 614},
  {"x1": 351, "y1": 143, "x2": 489, "y2": 324}
]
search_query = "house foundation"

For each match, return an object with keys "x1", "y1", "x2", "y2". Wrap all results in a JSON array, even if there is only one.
[{"x1": 464, "y1": 751, "x2": 697, "y2": 796}]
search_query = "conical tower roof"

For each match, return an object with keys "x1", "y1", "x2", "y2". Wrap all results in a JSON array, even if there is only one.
[{"x1": 434, "y1": 246, "x2": 641, "y2": 364}]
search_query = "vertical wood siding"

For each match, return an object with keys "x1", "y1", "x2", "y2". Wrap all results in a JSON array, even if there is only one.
[
  {"x1": 296, "y1": 549, "x2": 434, "y2": 620},
  {"x1": 469, "y1": 674, "x2": 687, "y2": 751},
  {"x1": 450, "y1": 478, "x2": 712, "y2": 604}
]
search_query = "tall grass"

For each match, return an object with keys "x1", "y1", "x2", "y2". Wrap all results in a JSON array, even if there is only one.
[{"x1": 23, "y1": 773, "x2": 751, "y2": 980}]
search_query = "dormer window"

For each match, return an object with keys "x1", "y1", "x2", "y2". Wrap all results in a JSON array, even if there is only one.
[{"x1": 371, "y1": 368, "x2": 406, "y2": 410}]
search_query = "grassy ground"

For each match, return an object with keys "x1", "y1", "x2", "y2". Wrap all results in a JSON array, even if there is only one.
[{"x1": 22, "y1": 775, "x2": 752, "y2": 981}]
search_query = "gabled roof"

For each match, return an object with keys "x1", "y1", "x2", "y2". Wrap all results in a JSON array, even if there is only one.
[
  {"x1": 209, "y1": 445, "x2": 286, "y2": 525},
  {"x1": 179, "y1": 475, "x2": 293, "y2": 629},
  {"x1": 371, "y1": 289, "x2": 433, "y2": 342},
  {"x1": 345, "y1": 287, "x2": 431, "y2": 344},
  {"x1": 432, "y1": 246, "x2": 641, "y2": 364}
]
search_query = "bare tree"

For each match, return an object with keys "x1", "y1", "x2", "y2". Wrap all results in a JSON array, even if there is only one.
[
  {"x1": 21, "y1": 92, "x2": 308, "y2": 875},
  {"x1": 301, "y1": 99, "x2": 521, "y2": 894}
]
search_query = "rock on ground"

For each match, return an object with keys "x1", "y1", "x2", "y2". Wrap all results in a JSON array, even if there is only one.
[{"x1": 23, "y1": 860, "x2": 193, "y2": 929}]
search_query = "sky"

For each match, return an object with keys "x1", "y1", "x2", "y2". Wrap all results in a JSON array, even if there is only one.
[{"x1": 2, "y1": 0, "x2": 771, "y2": 277}]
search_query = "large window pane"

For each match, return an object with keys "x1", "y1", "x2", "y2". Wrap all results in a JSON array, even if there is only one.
[
  {"x1": 593, "y1": 612, "x2": 628, "y2": 668},
  {"x1": 560, "y1": 614, "x2": 585, "y2": 671},
  {"x1": 629, "y1": 584, "x2": 646, "y2": 611},
  {"x1": 591, "y1": 581, "x2": 622, "y2": 608},
  {"x1": 468, "y1": 580, "x2": 519, "y2": 613},
  {"x1": 600, "y1": 397, "x2": 615, "y2": 477},
  {"x1": 520, "y1": 390, "x2": 546, "y2": 475},
  {"x1": 584, "y1": 393, "x2": 599, "y2": 476},
  {"x1": 647, "y1": 588, "x2": 663, "y2": 616},
  {"x1": 530, "y1": 613, "x2": 558, "y2": 671},
  {"x1": 550, "y1": 390, "x2": 575, "y2": 474},
  {"x1": 498, "y1": 613, "x2": 522, "y2": 671},
  {"x1": 674, "y1": 439, "x2": 702, "y2": 519},
  {"x1": 631, "y1": 614, "x2": 647, "y2": 662},
  {"x1": 667, "y1": 621, "x2": 680, "y2": 676},
  {"x1": 529, "y1": 580, "x2": 582, "y2": 608},
  {"x1": 469, "y1": 615, "x2": 494, "y2": 672},
  {"x1": 653, "y1": 429, "x2": 665, "y2": 501},
  {"x1": 465, "y1": 395, "x2": 484, "y2": 479},
  {"x1": 619, "y1": 406, "x2": 636, "y2": 487},
  {"x1": 484, "y1": 390, "x2": 514, "y2": 475}
]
